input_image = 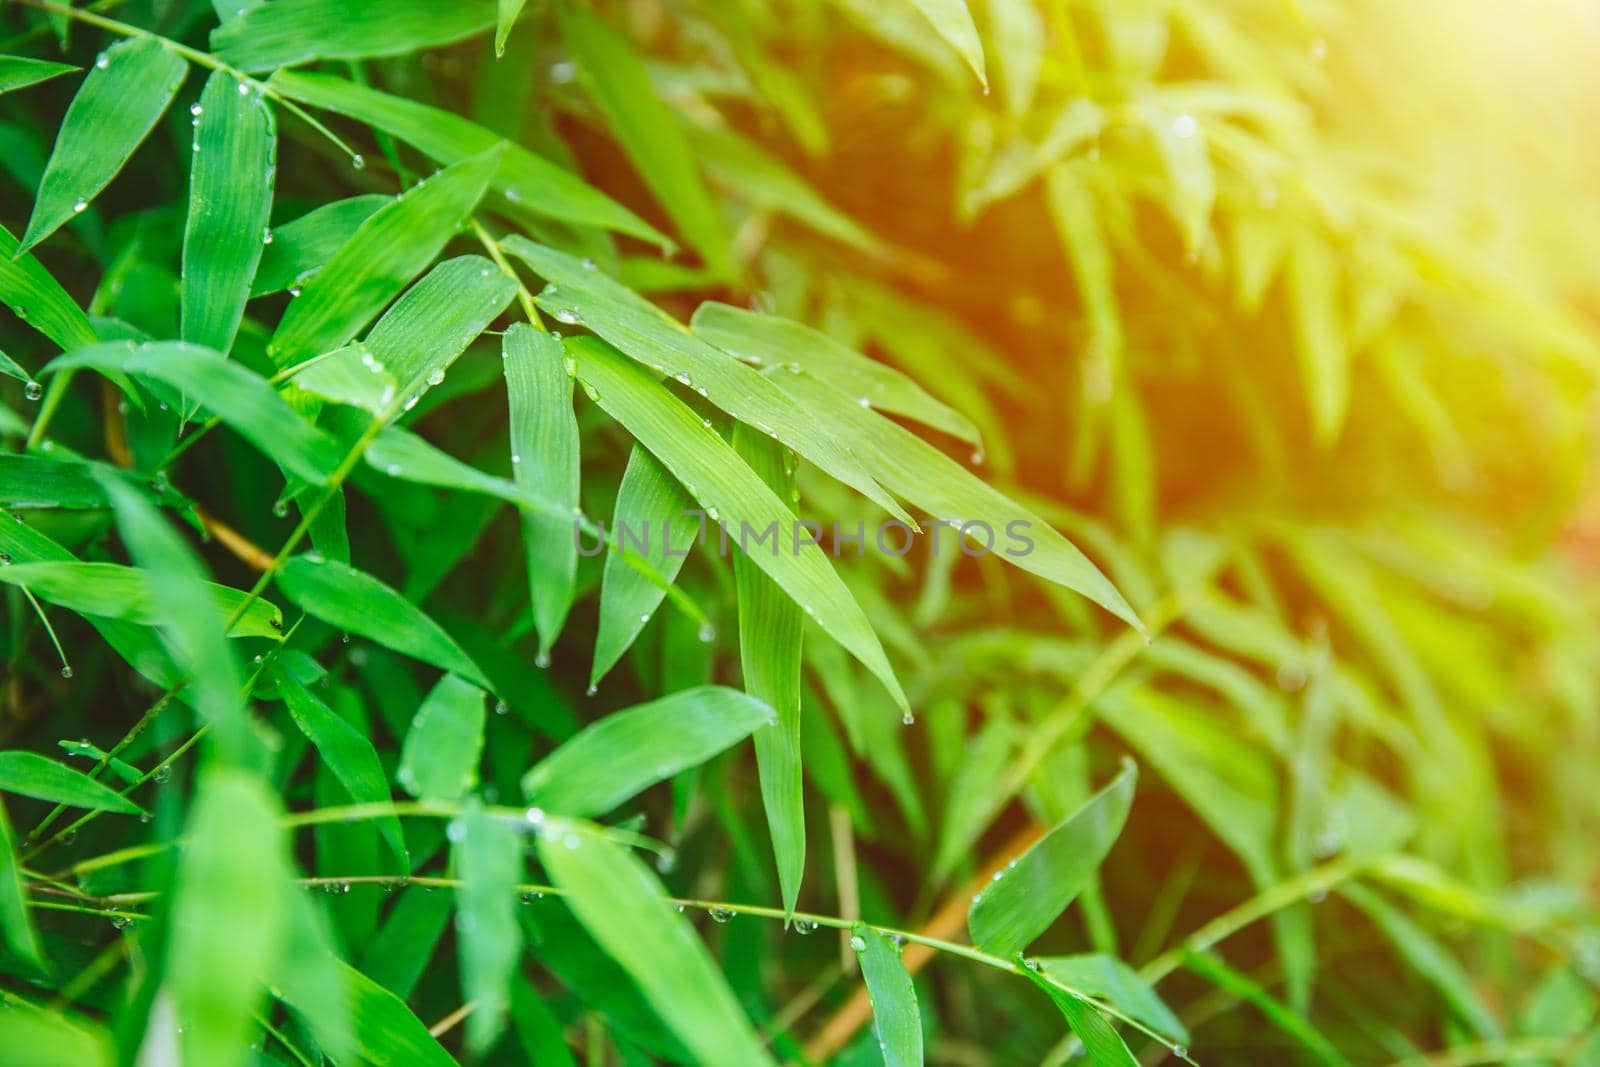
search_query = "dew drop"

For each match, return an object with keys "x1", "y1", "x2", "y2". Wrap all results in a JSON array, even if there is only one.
[
  {"x1": 236, "y1": 80, "x2": 250, "y2": 95},
  {"x1": 535, "y1": 650, "x2": 551, "y2": 669},
  {"x1": 24, "y1": 381, "x2": 43, "y2": 402},
  {"x1": 849, "y1": 934, "x2": 867, "y2": 952},
  {"x1": 189, "y1": 103, "x2": 203, "y2": 117},
  {"x1": 901, "y1": 711, "x2": 915, "y2": 725},
  {"x1": 72, "y1": 198, "x2": 87, "y2": 214},
  {"x1": 585, "y1": 683, "x2": 598, "y2": 696},
  {"x1": 494, "y1": 700, "x2": 509, "y2": 715},
  {"x1": 110, "y1": 915, "x2": 131, "y2": 929},
  {"x1": 0, "y1": 554, "x2": 9, "y2": 565},
  {"x1": 262, "y1": 227, "x2": 274, "y2": 245},
  {"x1": 857, "y1": 396, "x2": 871, "y2": 408},
  {"x1": 95, "y1": 53, "x2": 110, "y2": 69},
  {"x1": 288, "y1": 287, "x2": 302, "y2": 298},
  {"x1": 350, "y1": 153, "x2": 366, "y2": 170},
  {"x1": 151, "y1": 764, "x2": 171, "y2": 784},
  {"x1": 580, "y1": 257, "x2": 597, "y2": 270},
  {"x1": 60, "y1": 666, "x2": 74, "y2": 680},
  {"x1": 553, "y1": 307, "x2": 581, "y2": 325},
  {"x1": 426, "y1": 367, "x2": 445, "y2": 386},
  {"x1": 697, "y1": 622, "x2": 716, "y2": 643},
  {"x1": 1172, "y1": 113, "x2": 1199, "y2": 139},
  {"x1": 708, "y1": 905, "x2": 734, "y2": 924}
]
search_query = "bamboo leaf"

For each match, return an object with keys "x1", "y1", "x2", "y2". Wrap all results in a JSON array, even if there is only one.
[
  {"x1": 359, "y1": 888, "x2": 452, "y2": 999},
  {"x1": 522, "y1": 685, "x2": 774, "y2": 816},
  {"x1": 452, "y1": 799, "x2": 522, "y2": 1053},
  {"x1": 503, "y1": 237, "x2": 910, "y2": 524},
  {"x1": 565, "y1": 334, "x2": 909, "y2": 712},
  {"x1": 0, "y1": 750, "x2": 142, "y2": 814},
  {"x1": 852, "y1": 923, "x2": 923, "y2": 1067},
  {"x1": 47, "y1": 341, "x2": 343, "y2": 485},
  {"x1": 536, "y1": 822, "x2": 777, "y2": 1067},
  {"x1": 0, "y1": 222, "x2": 99, "y2": 351},
  {"x1": 555, "y1": 3, "x2": 732, "y2": 277},
  {"x1": 906, "y1": 0, "x2": 987, "y2": 87},
  {"x1": 732, "y1": 423, "x2": 806, "y2": 919},
  {"x1": 276, "y1": 556, "x2": 490, "y2": 688},
  {"x1": 19, "y1": 36, "x2": 187, "y2": 254},
  {"x1": 1180, "y1": 948, "x2": 1353, "y2": 1067},
  {"x1": 0, "y1": 1008, "x2": 113, "y2": 1067},
  {"x1": 0, "y1": 56, "x2": 77, "y2": 95},
  {"x1": 504, "y1": 323, "x2": 579, "y2": 660},
  {"x1": 1035, "y1": 955, "x2": 1188, "y2": 1045},
  {"x1": 250, "y1": 194, "x2": 387, "y2": 297},
  {"x1": 0, "y1": 561, "x2": 282, "y2": 639},
  {"x1": 398, "y1": 673, "x2": 487, "y2": 801},
  {"x1": 266, "y1": 147, "x2": 504, "y2": 368},
  {"x1": 267, "y1": 70, "x2": 666, "y2": 243},
  {"x1": 1288, "y1": 228, "x2": 1348, "y2": 444},
  {"x1": 0, "y1": 802, "x2": 41, "y2": 969},
  {"x1": 591, "y1": 444, "x2": 699, "y2": 687},
  {"x1": 1019, "y1": 965, "x2": 1139, "y2": 1067},
  {"x1": 212, "y1": 0, "x2": 496, "y2": 72},
  {"x1": 495, "y1": 0, "x2": 529, "y2": 56},
  {"x1": 181, "y1": 70, "x2": 276, "y2": 353},
  {"x1": 278, "y1": 957, "x2": 457, "y2": 1067},
  {"x1": 968, "y1": 760, "x2": 1135, "y2": 957},
  {"x1": 277, "y1": 670, "x2": 408, "y2": 871}
]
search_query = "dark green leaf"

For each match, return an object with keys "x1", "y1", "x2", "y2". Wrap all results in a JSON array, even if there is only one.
[
  {"x1": 213, "y1": 0, "x2": 496, "y2": 72},
  {"x1": 852, "y1": 923, "x2": 923, "y2": 1067},
  {"x1": 398, "y1": 673, "x2": 487, "y2": 801}
]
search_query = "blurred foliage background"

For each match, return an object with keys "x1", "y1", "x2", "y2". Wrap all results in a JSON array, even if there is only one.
[{"x1": 2, "y1": 0, "x2": 1600, "y2": 1064}]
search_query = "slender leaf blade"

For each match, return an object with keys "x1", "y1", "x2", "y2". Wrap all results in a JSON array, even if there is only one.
[
  {"x1": 452, "y1": 800, "x2": 522, "y2": 1053},
  {"x1": 398, "y1": 673, "x2": 487, "y2": 801},
  {"x1": 0, "y1": 751, "x2": 142, "y2": 814},
  {"x1": 852, "y1": 923, "x2": 923, "y2": 1067},
  {"x1": 213, "y1": 0, "x2": 496, "y2": 71}
]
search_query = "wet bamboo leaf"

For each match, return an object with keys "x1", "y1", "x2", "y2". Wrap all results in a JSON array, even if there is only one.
[
  {"x1": 537, "y1": 822, "x2": 776, "y2": 1067},
  {"x1": 1288, "y1": 228, "x2": 1348, "y2": 444},
  {"x1": 555, "y1": 3, "x2": 731, "y2": 278},
  {"x1": 523, "y1": 686, "x2": 773, "y2": 816},
  {"x1": 268, "y1": 70, "x2": 665, "y2": 243},
  {"x1": 591, "y1": 444, "x2": 699, "y2": 687},
  {"x1": 504, "y1": 323, "x2": 579, "y2": 660},
  {"x1": 0, "y1": 802, "x2": 40, "y2": 969},
  {"x1": 0, "y1": 222, "x2": 98, "y2": 351},
  {"x1": 398, "y1": 673, "x2": 487, "y2": 801},
  {"x1": 277, "y1": 670, "x2": 408, "y2": 870},
  {"x1": 452, "y1": 799, "x2": 522, "y2": 1053},
  {"x1": 496, "y1": 0, "x2": 529, "y2": 56},
  {"x1": 0, "y1": 561, "x2": 282, "y2": 639},
  {"x1": 19, "y1": 37, "x2": 187, "y2": 254},
  {"x1": 564, "y1": 335, "x2": 908, "y2": 712},
  {"x1": 276, "y1": 556, "x2": 490, "y2": 688},
  {"x1": 907, "y1": 0, "x2": 987, "y2": 87},
  {"x1": 212, "y1": 0, "x2": 496, "y2": 71},
  {"x1": 0, "y1": 56, "x2": 77, "y2": 95},
  {"x1": 278, "y1": 957, "x2": 456, "y2": 1067},
  {"x1": 359, "y1": 888, "x2": 453, "y2": 999},
  {"x1": 852, "y1": 923, "x2": 923, "y2": 1067},
  {"x1": 181, "y1": 70, "x2": 276, "y2": 353},
  {"x1": 969, "y1": 760, "x2": 1135, "y2": 958},
  {"x1": 732, "y1": 423, "x2": 806, "y2": 919},
  {"x1": 266, "y1": 147, "x2": 503, "y2": 368},
  {"x1": 1036, "y1": 955, "x2": 1188, "y2": 1045},
  {"x1": 250, "y1": 194, "x2": 387, "y2": 297},
  {"x1": 0, "y1": 750, "x2": 142, "y2": 814},
  {"x1": 1019, "y1": 964, "x2": 1139, "y2": 1067},
  {"x1": 167, "y1": 767, "x2": 289, "y2": 1067}
]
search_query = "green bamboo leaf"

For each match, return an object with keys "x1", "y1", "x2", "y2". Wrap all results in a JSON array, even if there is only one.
[
  {"x1": 496, "y1": 0, "x2": 529, "y2": 56},
  {"x1": 1288, "y1": 229, "x2": 1348, "y2": 445},
  {"x1": 732, "y1": 423, "x2": 806, "y2": 919},
  {"x1": 277, "y1": 670, "x2": 408, "y2": 870},
  {"x1": 359, "y1": 888, "x2": 453, "y2": 999},
  {"x1": 565, "y1": 335, "x2": 909, "y2": 712},
  {"x1": 47, "y1": 342, "x2": 343, "y2": 485},
  {"x1": 523, "y1": 686, "x2": 774, "y2": 816},
  {"x1": 555, "y1": 3, "x2": 732, "y2": 278},
  {"x1": 0, "y1": 348, "x2": 36, "y2": 386},
  {"x1": 452, "y1": 799, "x2": 523, "y2": 1053},
  {"x1": 181, "y1": 70, "x2": 276, "y2": 353},
  {"x1": 851, "y1": 923, "x2": 923, "y2": 1067},
  {"x1": 1035, "y1": 955, "x2": 1188, "y2": 1045},
  {"x1": 0, "y1": 455, "x2": 168, "y2": 511},
  {"x1": 591, "y1": 444, "x2": 699, "y2": 688},
  {"x1": 536, "y1": 822, "x2": 777, "y2": 1067},
  {"x1": 168, "y1": 767, "x2": 288, "y2": 1067},
  {"x1": 692, "y1": 302, "x2": 980, "y2": 447},
  {"x1": 212, "y1": 0, "x2": 496, "y2": 71},
  {"x1": 906, "y1": 0, "x2": 987, "y2": 87},
  {"x1": 276, "y1": 556, "x2": 490, "y2": 688},
  {"x1": 0, "y1": 56, "x2": 77, "y2": 95},
  {"x1": 0, "y1": 561, "x2": 282, "y2": 639},
  {"x1": 362, "y1": 425, "x2": 566, "y2": 519},
  {"x1": 278, "y1": 957, "x2": 457, "y2": 1067},
  {"x1": 267, "y1": 70, "x2": 666, "y2": 244},
  {"x1": 770, "y1": 368, "x2": 1143, "y2": 632},
  {"x1": 504, "y1": 323, "x2": 579, "y2": 660},
  {"x1": 0, "y1": 750, "x2": 141, "y2": 814},
  {"x1": 0, "y1": 802, "x2": 41, "y2": 969},
  {"x1": 19, "y1": 36, "x2": 187, "y2": 254},
  {"x1": 0, "y1": 1005, "x2": 113, "y2": 1066},
  {"x1": 0, "y1": 222, "x2": 99, "y2": 351},
  {"x1": 1180, "y1": 948, "x2": 1353, "y2": 1067},
  {"x1": 509, "y1": 978, "x2": 578, "y2": 1067},
  {"x1": 1019, "y1": 965, "x2": 1139, "y2": 1067},
  {"x1": 398, "y1": 673, "x2": 487, "y2": 801},
  {"x1": 968, "y1": 760, "x2": 1135, "y2": 957},
  {"x1": 266, "y1": 148, "x2": 504, "y2": 368},
  {"x1": 250, "y1": 194, "x2": 387, "y2": 297},
  {"x1": 503, "y1": 238, "x2": 909, "y2": 524}
]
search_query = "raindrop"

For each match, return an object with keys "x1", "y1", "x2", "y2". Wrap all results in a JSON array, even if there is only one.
[
  {"x1": 72, "y1": 198, "x2": 87, "y2": 214},
  {"x1": 523, "y1": 806, "x2": 546, "y2": 830},
  {"x1": 1172, "y1": 113, "x2": 1199, "y2": 139},
  {"x1": 189, "y1": 103, "x2": 203, "y2": 117},
  {"x1": 1022, "y1": 957, "x2": 1041, "y2": 972},
  {"x1": 236, "y1": 81, "x2": 250, "y2": 95},
  {"x1": 580, "y1": 257, "x2": 597, "y2": 270},
  {"x1": 582, "y1": 382, "x2": 600, "y2": 402},
  {"x1": 426, "y1": 367, "x2": 445, "y2": 386},
  {"x1": 708, "y1": 905, "x2": 734, "y2": 924},
  {"x1": 24, "y1": 381, "x2": 42, "y2": 402},
  {"x1": 60, "y1": 666, "x2": 74, "y2": 680},
  {"x1": 95, "y1": 53, "x2": 110, "y2": 69},
  {"x1": 857, "y1": 396, "x2": 871, "y2": 408},
  {"x1": 849, "y1": 934, "x2": 867, "y2": 952},
  {"x1": 553, "y1": 307, "x2": 581, "y2": 325},
  {"x1": 535, "y1": 650, "x2": 551, "y2": 668},
  {"x1": 110, "y1": 915, "x2": 132, "y2": 929},
  {"x1": 152, "y1": 764, "x2": 171, "y2": 784},
  {"x1": 639, "y1": 613, "x2": 650, "y2": 623},
  {"x1": 585, "y1": 683, "x2": 598, "y2": 696},
  {"x1": 494, "y1": 700, "x2": 509, "y2": 716},
  {"x1": 970, "y1": 451, "x2": 985, "y2": 465},
  {"x1": 1174, "y1": 1047, "x2": 1189, "y2": 1060},
  {"x1": 288, "y1": 287, "x2": 301, "y2": 298},
  {"x1": 0, "y1": 554, "x2": 9, "y2": 565},
  {"x1": 697, "y1": 622, "x2": 716, "y2": 643},
  {"x1": 351, "y1": 153, "x2": 366, "y2": 170},
  {"x1": 262, "y1": 227, "x2": 273, "y2": 245},
  {"x1": 901, "y1": 711, "x2": 915, "y2": 726},
  {"x1": 1310, "y1": 38, "x2": 1328, "y2": 61},
  {"x1": 511, "y1": 454, "x2": 522, "y2": 465},
  {"x1": 562, "y1": 356, "x2": 577, "y2": 376},
  {"x1": 272, "y1": 500, "x2": 289, "y2": 518}
]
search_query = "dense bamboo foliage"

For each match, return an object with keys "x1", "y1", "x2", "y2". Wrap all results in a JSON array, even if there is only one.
[{"x1": 2, "y1": 0, "x2": 1599, "y2": 1064}]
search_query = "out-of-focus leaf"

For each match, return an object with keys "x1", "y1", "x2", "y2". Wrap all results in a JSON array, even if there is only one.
[
  {"x1": 0, "y1": 1007, "x2": 113, "y2": 1067},
  {"x1": 496, "y1": 0, "x2": 528, "y2": 56},
  {"x1": 0, "y1": 750, "x2": 141, "y2": 813},
  {"x1": 266, "y1": 148, "x2": 503, "y2": 368},
  {"x1": 504, "y1": 323, "x2": 579, "y2": 660},
  {"x1": 276, "y1": 556, "x2": 490, "y2": 688},
  {"x1": 1181, "y1": 948, "x2": 1353, "y2": 1067},
  {"x1": 0, "y1": 561, "x2": 280, "y2": 640},
  {"x1": 268, "y1": 70, "x2": 665, "y2": 243},
  {"x1": 452, "y1": 799, "x2": 522, "y2": 1053},
  {"x1": 360, "y1": 888, "x2": 453, "y2": 999},
  {"x1": 1144, "y1": 103, "x2": 1215, "y2": 257},
  {"x1": 181, "y1": 70, "x2": 275, "y2": 353},
  {"x1": 279, "y1": 957, "x2": 456, "y2": 1067},
  {"x1": 0, "y1": 56, "x2": 77, "y2": 95},
  {"x1": 1036, "y1": 955, "x2": 1188, "y2": 1044},
  {"x1": 564, "y1": 335, "x2": 908, "y2": 711},
  {"x1": 277, "y1": 670, "x2": 407, "y2": 869},
  {"x1": 692, "y1": 302, "x2": 979, "y2": 446},
  {"x1": 509, "y1": 978, "x2": 578, "y2": 1067},
  {"x1": 537, "y1": 822, "x2": 776, "y2": 1067},
  {"x1": 969, "y1": 760, "x2": 1135, "y2": 957},
  {"x1": 733, "y1": 423, "x2": 806, "y2": 918},
  {"x1": 906, "y1": 0, "x2": 987, "y2": 87},
  {"x1": 852, "y1": 923, "x2": 923, "y2": 1067},
  {"x1": 0, "y1": 223, "x2": 98, "y2": 351},
  {"x1": 398, "y1": 673, "x2": 487, "y2": 801},
  {"x1": 168, "y1": 767, "x2": 288, "y2": 1067},
  {"x1": 48, "y1": 342, "x2": 343, "y2": 484},
  {"x1": 213, "y1": 0, "x2": 495, "y2": 71},
  {"x1": 19, "y1": 36, "x2": 186, "y2": 254},
  {"x1": 591, "y1": 444, "x2": 699, "y2": 687},
  {"x1": 0, "y1": 801, "x2": 41, "y2": 968},
  {"x1": 250, "y1": 195, "x2": 387, "y2": 296},
  {"x1": 523, "y1": 686, "x2": 773, "y2": 816},
  {"x1": 1288, "y1": 228, "x2": 1348, "y2": 444},
  {"x1": 556, "y1": 4, "x2": 731, "y2": 277},
  {"x1": 988, "y1": 0, "x2": 1042, "y2": 118},
  {"x1": 1019, "y1": 964, "x2": 1139, "y2": 1067}
]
